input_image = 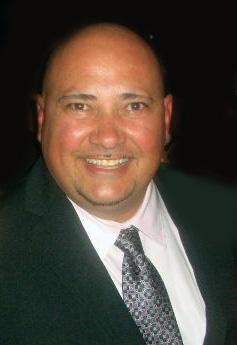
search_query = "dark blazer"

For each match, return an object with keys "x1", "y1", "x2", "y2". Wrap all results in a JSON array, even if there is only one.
[{"x1": 0, "y1": 158, "x2": 236, "y2": 345}]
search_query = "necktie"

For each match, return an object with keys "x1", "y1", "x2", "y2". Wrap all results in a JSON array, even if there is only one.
[{"x1": 115, "y1": 225, "x2": 183, "y2": 345}]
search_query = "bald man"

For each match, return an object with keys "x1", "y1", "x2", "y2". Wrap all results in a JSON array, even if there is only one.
[{"x1": 0, "y1": 23, "x2": 236, "y2": 345}]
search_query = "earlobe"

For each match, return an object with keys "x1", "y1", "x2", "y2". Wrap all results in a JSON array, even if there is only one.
[
  {"x1": 35, "y1": 95, "x2": 45, "y2": 143},
  {"x1": 164, "y1": 94, "x2": 173, "y2": 145}
]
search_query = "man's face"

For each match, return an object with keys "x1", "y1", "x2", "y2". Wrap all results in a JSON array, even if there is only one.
[{"x1": 37, "y1": 27, "x2": 172, "y2": 221}]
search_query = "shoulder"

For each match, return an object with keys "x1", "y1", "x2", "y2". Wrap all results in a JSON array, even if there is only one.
[
  {"x1": 155, "y1": 163, "x2": 237, "y2": 250},
  {"x1": 0, "y1": 175, "x2": 28, "y2": 226},
  {"x1": 156, "y1": 163, "x2": 237, "y2": 211},
  {"x1": 0, "y1": 157, "x2": 53, "y2": 239}
]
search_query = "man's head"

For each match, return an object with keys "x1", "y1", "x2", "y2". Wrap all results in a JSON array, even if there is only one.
[{"x1": 36, "y1": 23, "x2": 172, "y2": 222}]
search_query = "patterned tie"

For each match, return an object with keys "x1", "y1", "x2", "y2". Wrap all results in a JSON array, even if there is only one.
[{"x1": 115, "y1": 225, "x2": 183, "y2": 345}]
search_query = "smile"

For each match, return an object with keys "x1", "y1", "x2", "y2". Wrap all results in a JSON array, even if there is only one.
[{"x1": 86, "y1": 158, "x2": 129, "y2": 168}]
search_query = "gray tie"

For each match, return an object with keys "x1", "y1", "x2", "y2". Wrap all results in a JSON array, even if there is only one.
[{"x1": 115, "y1": 225, "x2": 183, "y2": 345}]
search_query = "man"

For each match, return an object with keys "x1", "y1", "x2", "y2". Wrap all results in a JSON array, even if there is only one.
[{"x1": 0, "y1": 22, "x2": 236, "y2": 345}]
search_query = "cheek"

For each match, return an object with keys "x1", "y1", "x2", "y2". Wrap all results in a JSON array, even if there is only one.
[
  {"x1": 48, "y1": 119, "x2": 90, "y2": 151},
  {"x1": 128, "y1": 119, "x2": 165, "y2": 154}
]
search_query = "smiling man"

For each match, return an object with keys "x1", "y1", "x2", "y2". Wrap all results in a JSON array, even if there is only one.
[
  {"x1": 0, "y1": 22, "x2": 236, "y2": 345},
  {"x1": 36, "y1": 24, "x2": 172, "y2": 222}
]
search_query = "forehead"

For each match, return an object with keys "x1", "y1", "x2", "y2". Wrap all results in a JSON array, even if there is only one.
[{"x1": 43, "y1": 25, "x2": 163, "y2": 94}]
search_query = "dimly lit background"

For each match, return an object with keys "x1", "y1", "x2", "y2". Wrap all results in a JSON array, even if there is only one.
[{"x1": 0, "y1": 1, "x2": 236, "y2": 192}]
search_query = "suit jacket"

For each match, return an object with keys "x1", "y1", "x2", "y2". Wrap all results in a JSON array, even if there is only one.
[{"x1": 0, "y1": 158, "x2": 236, "y2": 345}]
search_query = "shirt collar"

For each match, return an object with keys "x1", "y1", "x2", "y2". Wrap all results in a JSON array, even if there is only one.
[{"x1": 68, "y1": 180, "x2": 164, "y2": 259}]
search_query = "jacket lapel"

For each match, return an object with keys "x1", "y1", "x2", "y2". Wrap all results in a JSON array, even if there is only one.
[
  {"x1": 156, "y1": 166, "x2": 228, "y2": 345},
  {"x1": 25, "y1": 159, "x2": 145, "y2": 345}
]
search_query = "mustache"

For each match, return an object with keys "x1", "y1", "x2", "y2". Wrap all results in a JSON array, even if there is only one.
[{"x1": 77, "y1": 152, "x2": 135, "y2": 159}]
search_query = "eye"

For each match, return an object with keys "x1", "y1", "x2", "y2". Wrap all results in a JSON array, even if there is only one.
[
  {"x1": 127, "y1": 102, "x2": 147, "y2": 111},
  {"x1": 66, "y1": 103, "x2": 89, "y2": 112}
]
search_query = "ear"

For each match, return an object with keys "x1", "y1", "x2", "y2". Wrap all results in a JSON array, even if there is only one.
[
  {"x1": 163, "y1": 94, "x2": 173, "y2": 145},
  {"x1": 35, "y1": 94, "x2": 45, "y2": 143}
]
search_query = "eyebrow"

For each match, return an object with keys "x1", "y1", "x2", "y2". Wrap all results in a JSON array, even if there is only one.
[
  {"x1": 58, "y1": 94, "x2": 96, "y2": 103},
  {"x1": 58, "y1": 92, "x2": 154, "y2": 103},
  {"x1": 120, "y1": 93, "x2": 154, "y2": 102}
]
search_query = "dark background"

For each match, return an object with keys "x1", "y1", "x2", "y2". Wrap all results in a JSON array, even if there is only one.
[{"x1": 0, "y1": 1, "x2": 237, "y2": 191}]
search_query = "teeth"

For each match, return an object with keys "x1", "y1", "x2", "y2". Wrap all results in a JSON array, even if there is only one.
[{"x1": 86, "y1": 158, "x2": 129, "y2": 167}]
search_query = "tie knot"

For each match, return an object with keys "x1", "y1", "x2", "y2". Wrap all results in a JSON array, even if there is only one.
[{"x1": 115, "y1": 225, "x2": 144, "y2": 257}]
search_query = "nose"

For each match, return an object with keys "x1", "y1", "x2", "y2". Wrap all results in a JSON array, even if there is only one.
[{"x1": 89, "y1": 113, "x2": 125, "y2": 149}]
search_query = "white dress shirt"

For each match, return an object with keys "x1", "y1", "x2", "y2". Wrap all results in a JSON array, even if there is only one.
[{"x1": 68, "y1": 180, "x2": 206, "y2": 345}]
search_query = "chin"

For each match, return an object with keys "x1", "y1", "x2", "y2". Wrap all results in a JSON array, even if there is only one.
[{"x1": 75, "y1": 184, "x2": 136, "y2": 208}]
